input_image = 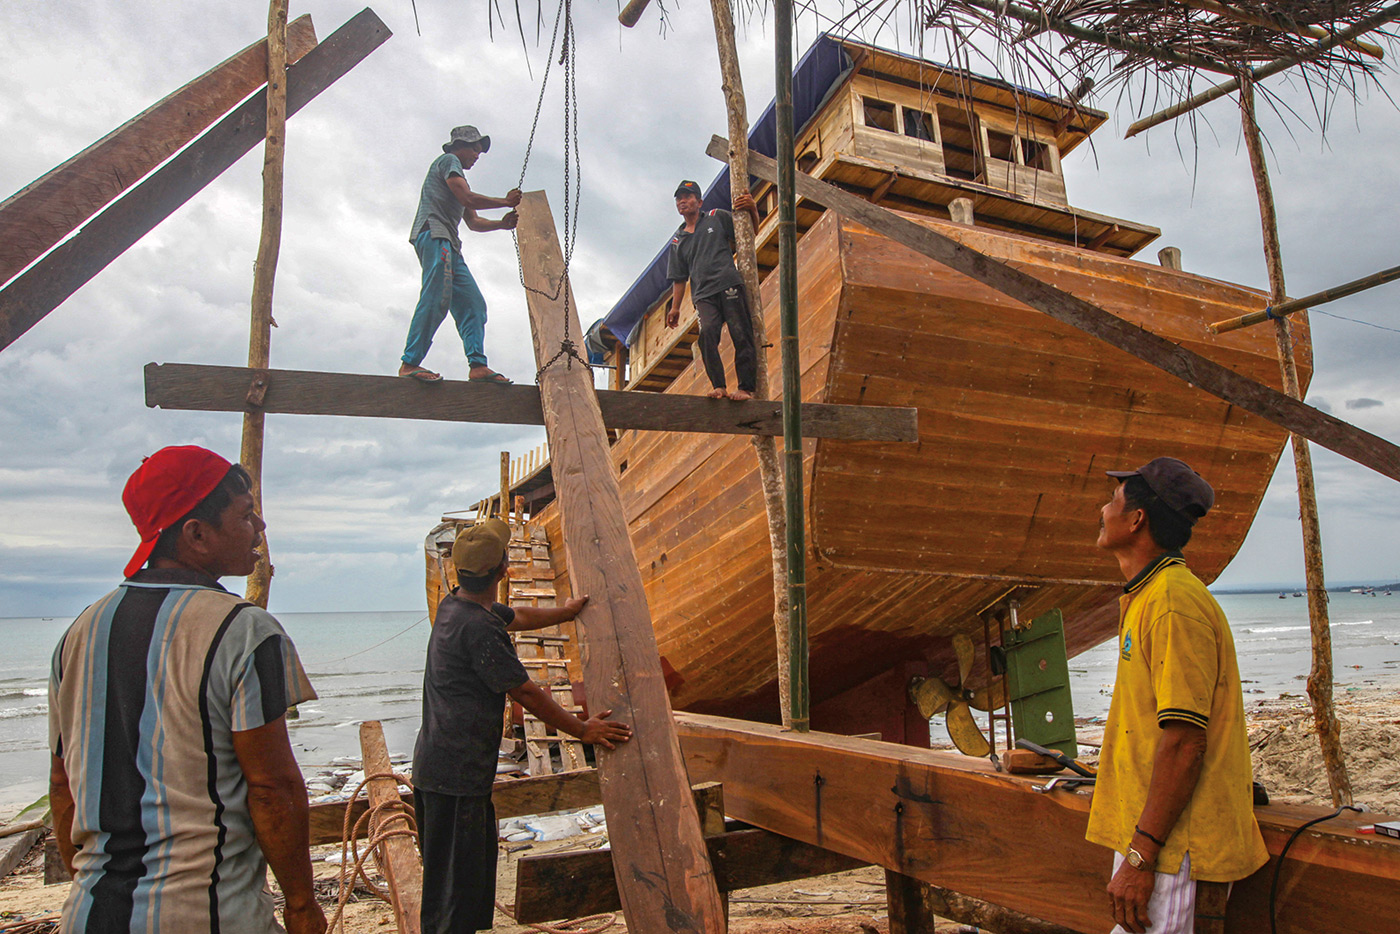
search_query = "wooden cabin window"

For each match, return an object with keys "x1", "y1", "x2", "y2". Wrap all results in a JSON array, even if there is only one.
[
  {"x1": 902, "y1": 107, "x2": 937, "y2": 143},
  {"x1": 863, "y1": 97, "x2": 897, "y2": 133},
  {"x1": 985, "y1": 129, "x2": 1016, "y2": 162},
  {"x1": 934, "y1": 103, "x2": 978, "y2": 180},
  {"x1": 1022, "y1": 138, "x2": 1056, "y2": 172}
]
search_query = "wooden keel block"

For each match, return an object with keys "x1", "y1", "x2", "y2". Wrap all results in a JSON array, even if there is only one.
[
  {"x1": 707, "y1": 135, "x2": 1400, "y2": 485},
  {"x1": 513, "y1": 827, "x2": 868, "y2": 924},
  {"x1": 142, "y1": 362, "x2": 917, "y2": 442},
  {"x1": 675, "y1": 712, "x2": 1400, "y2": 934},
  {"x1": 359, "y1": 721, "x2": 422, "y2": 934},
  {"x1": 515, "y1": 190, "x2": 727, "y2": 933}
]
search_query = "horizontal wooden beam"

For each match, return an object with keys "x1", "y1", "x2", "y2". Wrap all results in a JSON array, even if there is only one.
[
  {"x1": 514, "y1": 826, "x2": 868, "y2": 923},
  {"x1": 0, "y1": 9, "x2": 390, "y2": 353},
  {"x1": 711, "y1": 136, "x2": 1400, "y2": 483},
  {"x1": 143, "y1": 362, "x2": 919, "y2": 442},
  {"x1": 0, "y1": 15, "x2": 319, "y2": 288},
  {"x1": 676, "y1": 712, "x2": 1400, "y2": 934}
]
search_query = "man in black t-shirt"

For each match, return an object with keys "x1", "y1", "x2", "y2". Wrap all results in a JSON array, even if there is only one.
[
  {"x1": 413, "y1": 518, "x2": 631, "y2": 933},
  {"x1": 666, "y1": 179, "x2": 762, "y2": 401}
]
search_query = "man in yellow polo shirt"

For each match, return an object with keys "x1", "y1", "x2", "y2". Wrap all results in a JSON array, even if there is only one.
[{"x1": 1087, "y1": 457, "x2": 1267, "y2": 933}]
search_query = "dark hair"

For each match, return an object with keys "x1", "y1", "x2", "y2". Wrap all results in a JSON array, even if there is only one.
[
  {"x1": 149, "y1": 464, "x2": 254, "y2": 563},
  {"x1": 1120, "y1": 475, "x2": 1192, "y2": 551},
  {"x1": 457, "y1": 558, "x2": 506, "y2": 594}
]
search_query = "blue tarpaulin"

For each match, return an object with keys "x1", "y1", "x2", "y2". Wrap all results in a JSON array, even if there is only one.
[{"x1": 588, "y1": 34, "x2": 852, "y2": 359}]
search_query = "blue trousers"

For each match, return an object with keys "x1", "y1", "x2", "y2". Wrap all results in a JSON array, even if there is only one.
[{"x1": 402, "y1": 230, "x2": 488, "y2": 368}]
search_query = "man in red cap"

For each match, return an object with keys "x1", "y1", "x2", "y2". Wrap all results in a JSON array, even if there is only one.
[
  {"x1": 48, "y1": 446, "x2": 325, "y2": 934},
  {"x1": 1089, "y1": 457, "x2": 1266, "y2": 934}
]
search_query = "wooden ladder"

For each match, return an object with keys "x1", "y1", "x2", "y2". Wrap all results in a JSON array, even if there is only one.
[{"x1": 507, "y1": 516, "x2": 588, "y2": 775}]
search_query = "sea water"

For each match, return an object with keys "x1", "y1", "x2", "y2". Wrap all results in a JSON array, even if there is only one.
[{"x1": 4, "y1": 592, "x2": 1399, "y2": 817}]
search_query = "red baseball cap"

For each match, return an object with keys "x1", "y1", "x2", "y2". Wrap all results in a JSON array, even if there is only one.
[{"x1": 121, "y1": 446, "x2": 235, "y2": 578}]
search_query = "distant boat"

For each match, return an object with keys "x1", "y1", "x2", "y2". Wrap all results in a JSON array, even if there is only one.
[
  {"x1": 1279, "y1": 592, "x2": 1288, "y2": 599},
  {"x1": 1292, "y1": 592, "x2": 1303, "y2": 597}
]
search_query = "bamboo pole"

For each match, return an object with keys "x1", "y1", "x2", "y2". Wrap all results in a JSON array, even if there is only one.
[
  {"x1": 1240, "y1": 78, "x2": 1351, "y2": 806},
  {"x1": 241, "y1": 0, "x2": 288, "y2": 609},
  {"x1": 708, "y1": 0, "x2": 793, "y2": 727},
  {"x1": 1126, "y1": 2, "x2": 1400, "y2": 138},
  {"x1": 774, "y1": 0, "x2": 809, "y2": 731},
  {"x1": 1209, "y1": 263, "x2": 1400, "y2": 333}
]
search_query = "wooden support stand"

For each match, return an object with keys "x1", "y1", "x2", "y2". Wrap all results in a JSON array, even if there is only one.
[
  {"x1": 675, "y1": 712, "x2": 1400, "y2": 934},
  {"x1": 709, "y1": 136, "x2": 1400, "y2": 484},
  {"x1": 142, "y1": 362, "x2": 917, "y2": 442},
  {"x1": 515, "y1": 190, "x2": 726, "y2": 933},
  {"x1": 359, "y1": 721, "x2": 421, "y2": 934}
]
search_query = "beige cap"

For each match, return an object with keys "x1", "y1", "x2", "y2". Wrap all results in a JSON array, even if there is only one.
[{"x1": 452, "y1": 518, "x2": 510, "y2": 576}]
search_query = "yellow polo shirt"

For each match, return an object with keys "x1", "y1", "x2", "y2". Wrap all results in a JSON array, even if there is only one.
[{"x1": 1085, "y1": 553, "x2": 1268, "y2": 882}]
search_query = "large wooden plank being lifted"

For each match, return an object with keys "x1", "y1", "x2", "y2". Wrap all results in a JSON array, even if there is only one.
[
  {"x1": 676, "y1": 713, "x2": 1400, "y2": 934},
  {"x1": 0, "y1": 15, "x2": 319, "y2": 287},
  {"x1": 0, "y1": 9, "x2": 391, "y2": 353},
  {"x1": 517, "y1": 190, "x2": 726, "y2": 933},
  {"x1": 710, "y1": 136, "x2": 1400, "y2": 484},
  {"x1": 143, "y1": 362, "x2": 917, "y2": 442}
]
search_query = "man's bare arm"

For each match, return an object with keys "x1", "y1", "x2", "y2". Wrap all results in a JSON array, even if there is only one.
[
  {"x1": 49, "y1": 754, "x2": 77, "y2": 873},
  {"x1": 447, "y1": 175, "x2": 522, "y2": 212},
  {"x1": 506, "y1": 680, "x2": 632, "y2": 749},
  {"x1": 465, "y1": 208, "x2": 519, "y2": 233},
  {"x1": 666, "y1": 282, "x2": 687, "y2": 328},
  {"x1": 1107, "y1": 720, "x2": 1208, "y2": 934},
  {"x1": 232, "y1": 717, "x2": 327, "y2": 934},
  {"x1": 507, "y1": 595, "x2": 587, "y2": 632}
]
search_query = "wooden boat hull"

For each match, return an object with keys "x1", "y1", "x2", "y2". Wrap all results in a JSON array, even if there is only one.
[{"x1": 536, "y1": 208, "x2": 1306, "y2": 722}]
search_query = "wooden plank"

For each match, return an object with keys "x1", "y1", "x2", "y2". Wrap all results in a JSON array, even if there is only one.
[
  {"x1": 143, "y1": 362, "x2": 917, "y2": 442},
  {"x1": 0, "y1": 16, "x2": 318, "y2": 288},
  {"x1": 513, "y1": 827, "x2": 869, "y2": 924},
  {"x1": 359, "y1": 721, "x2": 421, "y2": 934},
  {"x1": 516, "y1": 190, "x2": 726, "y2": 933},
  {"x1": 0, "y1": 827, "x2": 42, "y2": 879},
  {"x1": 675, "y1": 712, "x2": 1400, "y2": 934},
  {"x1": 711, "y1": 135, "x2": 1400, "y2": 484},
  {"x1": 0, "y1": 9, "x2": 390, "y2": 353}
]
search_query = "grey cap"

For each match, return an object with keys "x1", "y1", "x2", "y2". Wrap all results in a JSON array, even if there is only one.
[
  {"x1": 1107, "y1": 457, "x2": 1215, "y2": 525},
  {"x1": 443, "y1": 125, "x2": 491, "y2": 154}
]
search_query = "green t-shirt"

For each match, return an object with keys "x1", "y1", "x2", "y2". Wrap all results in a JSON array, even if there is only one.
[{"x1": 410, "y1": 152, "x2": 466, "y2": 250}]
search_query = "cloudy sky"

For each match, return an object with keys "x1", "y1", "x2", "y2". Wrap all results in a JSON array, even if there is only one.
[{"x1": 2, "y1": 0, "x2": 1398, "y2": 618}]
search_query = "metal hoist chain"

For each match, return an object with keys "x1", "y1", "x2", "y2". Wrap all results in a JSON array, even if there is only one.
[{"x1": 512, "y1": 0, "x2": 588, "y2": 382}]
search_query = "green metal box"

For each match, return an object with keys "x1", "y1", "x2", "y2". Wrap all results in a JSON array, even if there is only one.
[{"x1": 1003, "y1": 608, "x2": 1078, "y2": 758}]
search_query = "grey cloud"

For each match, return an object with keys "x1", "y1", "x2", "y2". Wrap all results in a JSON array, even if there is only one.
[{"x1": 1345, "y1": 398, "x2": 1384, "y2": 410}]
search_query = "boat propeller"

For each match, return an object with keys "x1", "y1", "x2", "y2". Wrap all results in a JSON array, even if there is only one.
[{"x1": 908, "y1": 633, "x2": 1006, "y2": 758}]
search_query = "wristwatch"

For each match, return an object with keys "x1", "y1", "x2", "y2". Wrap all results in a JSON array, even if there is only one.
[{"x1": 1126, "y1": 846, "x2": 1155, "y2": 871}]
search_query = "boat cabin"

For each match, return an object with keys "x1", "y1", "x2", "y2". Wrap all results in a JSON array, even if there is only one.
[{"x1": 591, "y1": 35, "x2": 1161, "y2": 395}]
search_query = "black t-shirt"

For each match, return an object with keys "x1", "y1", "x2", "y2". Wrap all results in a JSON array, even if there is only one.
[
  {"x1": 666, "y1": 208, "x2": 744, "y2": 303},
  {"x1": 413, "y1": 594, "x2": 527, "y2": 796}
]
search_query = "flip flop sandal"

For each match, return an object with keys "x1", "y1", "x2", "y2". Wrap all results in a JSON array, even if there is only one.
[
  {"x1": 469, "y1": 371, "x2": 513, "y2": 385},
  {"x1": 400, "y1": 366, "x2": 442, "y2": 382}
]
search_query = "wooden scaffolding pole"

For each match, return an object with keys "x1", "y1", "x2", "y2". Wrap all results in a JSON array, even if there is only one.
[
  {"x1": 515, "y1": 190, "x2": 726, "y2": 933},
  {"x1": 241, "y1": 0, "x2": 288, "y2": 609},
  {"x1": 707, "y1": 0, "x2": 792, "y2": 727},
  {"x1": 1239, "y1": 78, "x2": 1352, "y2": 806},
  {"x1": 498, "y1": 450, "x2": 511, "y2": 603},
  {"x1": 359, "y1": 721, "x2": 423, "y2": 934}
]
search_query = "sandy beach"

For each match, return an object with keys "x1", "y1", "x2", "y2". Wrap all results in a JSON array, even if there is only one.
[{"x1": 4, "y1": 685, "x2": 1397, "y2": 933}]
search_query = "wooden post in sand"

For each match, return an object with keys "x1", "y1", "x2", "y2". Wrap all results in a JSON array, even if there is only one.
[
  {"x1": 516, "y1": 190, "x2": 726, "y2": 933},
  {"x1": 1239, "y1": 79, "x2": 1352, "y2": 806},
  {"x1": 707, "y1": 0, "x2": 793, "y2": 727},
  {"x1": 241, "y1": 0, "x2": 288, "y2": 609},
  {"x1": 359, "y1": 721, "x2": 422, "y2": 934}
]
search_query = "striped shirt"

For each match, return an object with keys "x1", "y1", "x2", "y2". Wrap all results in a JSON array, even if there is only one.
[{"x1": 49, "y1": 569, "x2": 316, "y2": 934}]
